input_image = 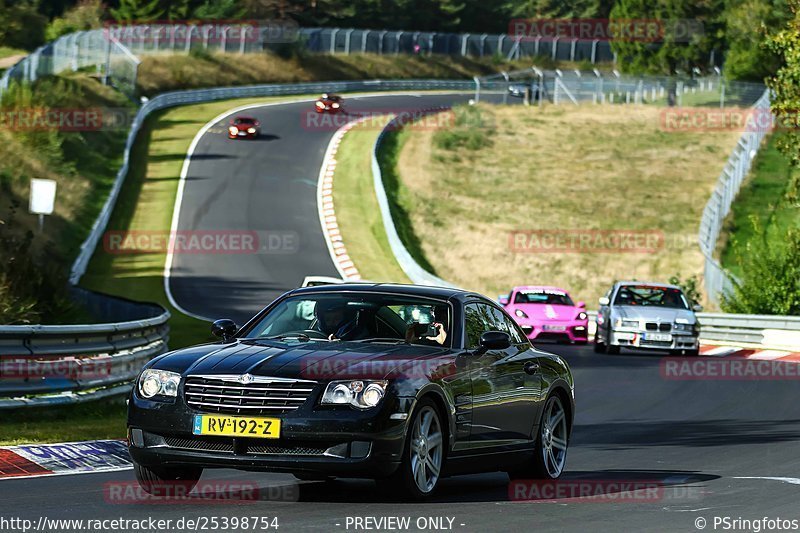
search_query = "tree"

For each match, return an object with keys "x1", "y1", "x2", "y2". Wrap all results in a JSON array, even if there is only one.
[
  {"x1": 723, "y1": 0, "x2": 791, "y2": 81},
  {"x1": 0, "y1": 0, "x2": 47, "y2": 50},
  {"x1": 110, "y1": 0, "x2": 165, "y2": 22},
  {"x1": 193, "y1": 0, "x2": 245, "y2": 19},
  {"x1": 46, "y1": 0, "x2": 106, "y2": 41},
  {"x1": 767, "y1": 0, "x2": 800, "y2": 171},
  {"x1": 609, "y1": 0, "x2": 725, "y2": 75}
]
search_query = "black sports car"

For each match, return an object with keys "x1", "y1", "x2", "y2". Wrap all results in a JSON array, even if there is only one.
[{"x1": 127, "y1": 284, "x2": 574, "y2": 499}]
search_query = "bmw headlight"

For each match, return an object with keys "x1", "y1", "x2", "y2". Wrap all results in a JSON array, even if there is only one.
[
  {"x1": 321, "y1": 380, "x2": 388, "y2": 409},
  {"x1": 138, "y1": 369, "x2": 181, "y2": 399},
  {"x1": 515, "y1": 309, "x2": 528, "y2": 318},
  {"x1": 615, "y1": 318, "x2": 639, "y2": 328},
  {"x1": 674, "y1": 322, "x2": 697, "y2": 333}
]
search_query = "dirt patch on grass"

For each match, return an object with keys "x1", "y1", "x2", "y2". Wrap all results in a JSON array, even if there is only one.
[{"x1": 395, "y1": 103, "x2": 742, "y2": 306}]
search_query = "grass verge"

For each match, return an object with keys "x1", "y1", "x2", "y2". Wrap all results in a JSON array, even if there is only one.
[
  {"x1": 0, "y1": 399, "x2": 127, "y2": 446},
  {"x1": 386, "y1": 103, "x2": 742, "y2": 307},
  {"x1": 719, "y1": 133, "x2": 800, "y2": 277},
  {"x1": 331, "y1": 117, "x2": 411, "y2": 283}
]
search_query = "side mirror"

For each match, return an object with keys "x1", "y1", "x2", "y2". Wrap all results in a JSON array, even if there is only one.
[
  {"x1": 212, "y1": 319, "x2": 238, "y2": 341},
  {"x1": 692, "y1": 303, "x2": 703, "y2": 312},
  {"x1": 499, "y1": 295, "x2": 509, "y2": 306},
  {"x1": 598, "y1": 296, "x2": 610, "y2": 306},
  {"x1": 576, "y1": 301, "x2": 586, "y2": 308},
  {"x1": 479, "y1": 331, "x2": 512, "y2": 351}
]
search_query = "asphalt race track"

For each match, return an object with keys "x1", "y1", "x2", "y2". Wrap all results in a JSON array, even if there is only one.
[
  {"x1": 2, "y1": 93, "x2": 798, "y2": 532},
  {"x1": 167, "y1": 92, "x2": 505, "y2": 323},
  {"x1": 2, "y1": 345, "x2": 800, "y2": 531}
]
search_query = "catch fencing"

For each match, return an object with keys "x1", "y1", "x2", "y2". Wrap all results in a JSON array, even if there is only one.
[{"x1": 698, "y1": 91, "x2": 772, "y2": 305}]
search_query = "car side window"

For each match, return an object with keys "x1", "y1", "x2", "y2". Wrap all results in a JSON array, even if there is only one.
[
  {"x1": 485, "y1": 305, "x2": 527, "y2": 345},
  {"x1": 464, "y1": 303, "x2": 494, "y2": 349}
]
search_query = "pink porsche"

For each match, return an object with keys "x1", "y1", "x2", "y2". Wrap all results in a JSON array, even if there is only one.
[{"x1": 500, "y1": 286, "x2": 588, "y2": 344}]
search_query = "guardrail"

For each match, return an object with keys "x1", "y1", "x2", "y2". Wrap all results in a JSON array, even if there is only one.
[
  {"x1": 0, "y1": 289, "x2": 169, "y2": 408},
  {"x1": 584, "y1": 311, "x2": 800, "y2": 349},
  {"x1": 370, "y1": 108, "x2": 457, "y2": 288}
]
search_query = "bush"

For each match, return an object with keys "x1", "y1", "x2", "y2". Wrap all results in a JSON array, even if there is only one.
[
  {"x1": 721, "y1": 224, "x2": 800, "y2": 315},
  {"x1": 432, "y1": 105, "x2": 495, "y2": 152},
  {"x1": 668, "y1": 274, "x2": 702, "y2": 306}
]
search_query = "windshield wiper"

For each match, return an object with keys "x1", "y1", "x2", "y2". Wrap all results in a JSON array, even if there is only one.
[
  {"x1": 353, "y1": 337, "x2": 406, "y2": 344},
  {"x1": 256, "y1": 333, "x2": 328, "y2": 342}
]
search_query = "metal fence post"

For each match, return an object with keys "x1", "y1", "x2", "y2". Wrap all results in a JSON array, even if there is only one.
[
  {"x1": 330, "y1": 28, "x2": 339, "y2": 54},
  {"x1": 361, "y1": 30, "x2": 369, "y2": 53},
  {"x1": 570, "y1": 38, "x2": 577, "y2": 61},
  {"x1": 591, "y1": 39, "x2": 598, "y2": 64},
  {"x1": 378, "y1": 30, "x2": 387, "y2": 54},
  {"x1": 551, "y1": 37, "x2": 558, "y2": 61},
  {"x1": 396, "y1": 31, "x2": 403, "y2": 54},
  {"x1": 461, "y1": 34, "x2": 468, "y2": 56},
  {"x1": 344, "y1": 29, "x2": 354, "y2": 54},
  {"x1": 502, "y1": 71, "x2": 509, "y2": 104},
  {"x1": 473, "y1": 76, "x2": 480, "y2": 103},
  {"x1": 480, "y1": 34, "x2": 488, "y2": 57}
]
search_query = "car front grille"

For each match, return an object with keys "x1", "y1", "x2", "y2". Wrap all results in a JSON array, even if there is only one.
[
  {"x1": 163, "y1": 435, "x2": 331, "y2": 456},
  {"x1": 645, "y1": 322, "x2": 671, "y2": 332},
  {"x1": 184, "y1": 375, "x2": 317, "y2": 416},
  {"x1": 164, "y1": 436, "x2": 234, "y2": 453}
]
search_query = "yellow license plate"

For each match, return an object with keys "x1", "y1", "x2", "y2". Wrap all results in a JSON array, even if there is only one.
[{"x1": 192, "y1": 414, "x2": 281, "y2": 439}]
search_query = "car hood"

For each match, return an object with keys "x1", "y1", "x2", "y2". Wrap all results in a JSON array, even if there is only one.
[
  {"x1": 512, "y1": 303, "x2": 582, "y2": 321},
  {"x1": 615, "y1": 306, "x2": 696, "y2": 323},
  {"x1": 149, "y1": 340, "x2": 453, "y2": 381}
]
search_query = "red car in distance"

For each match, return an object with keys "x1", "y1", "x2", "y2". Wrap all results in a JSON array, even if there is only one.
[
  {"x1": 315, "y1": 93, "x2": 344, "y2": 113},
  {"x1": 228, "y1": 116, "x2": 261, "y2": 139}
]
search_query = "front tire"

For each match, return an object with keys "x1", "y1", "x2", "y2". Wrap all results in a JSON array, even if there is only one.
[
  {"x1": 134, "y1": 462, "x2": 202, "y2": 496},
  {"x1": 378, "y1": 398, "x2": 445, "y2": 500},
  {"x1": 509, "y1": 394, "x2": 569, "y2": 480}
]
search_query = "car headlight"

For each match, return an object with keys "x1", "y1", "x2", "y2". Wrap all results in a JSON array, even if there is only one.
[
  {"x1": 331, "y1": 102, "x2": 340, "y2": 108},
  {"x1": 138, "y1": 369, "x2": 181, "y2": 399},
  {"x1": 515, "y1": 309, "x2": 528, "y2": 318},
  {"x1": 577, "y1": 311, "x2": 587, "y2": 320},
  {"x1": 247, "y1": 127, "x2": 256, "y2": 133},
  {"x1": 321, "y1": 380, "x2": 388, "y2": 409},
  {"x1": 674, "y1": 322, "x2": 697, "y2": 333},
  {"x1": 229, "y1": 126, "x2": 238, "y2": 134},
  {"x1": 615, "y1": 318, "x2": 639, "y2": 328},
  {"x1": 315, "y1": 101, "x2": 325, "y2": 108}
]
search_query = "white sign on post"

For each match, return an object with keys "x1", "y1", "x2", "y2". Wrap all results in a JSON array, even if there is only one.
[{"x1": 29, "y1": 178, "x2": 57, "y2": 232}]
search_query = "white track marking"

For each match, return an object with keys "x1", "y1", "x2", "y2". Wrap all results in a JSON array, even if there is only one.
[{"x1": 734, "y1": 476, "x2": 800, "y2": 485}]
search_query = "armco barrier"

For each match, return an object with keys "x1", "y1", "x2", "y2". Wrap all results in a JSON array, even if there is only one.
[
  {"x1": 371, "y1": 108, "x2": 456, "y2": 288},
  {"x1": 584, "y1": 311, "x2": 800, "y2": 349},
  {"x1": 0, "y1": 289, "x2": 169, "y2": 408}
]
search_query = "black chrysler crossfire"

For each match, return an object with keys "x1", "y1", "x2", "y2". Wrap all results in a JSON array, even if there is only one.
[{"x1": 127, "y1": 284, "x2": 575, "y2": 499}]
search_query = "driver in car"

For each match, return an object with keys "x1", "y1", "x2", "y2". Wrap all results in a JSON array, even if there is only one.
[{"x1": 315, "y1": 301, "x2": 370, "y2": 341}]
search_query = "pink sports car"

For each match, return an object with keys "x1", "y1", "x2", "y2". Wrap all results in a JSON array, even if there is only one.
[{"x1": 500, "y1": 286, "x2": 589, "y2": 344}]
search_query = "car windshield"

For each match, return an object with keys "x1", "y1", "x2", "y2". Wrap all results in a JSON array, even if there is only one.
[
  {"x1": 234, "y1": 118, "x2": 255, "y2": 124},
  {"x1": 514, "y1": 291, "x2": 574, "y2": 306},
  {"x1": 613, "y1": 286, "x2": 689, "y2": 309},
  {"x1": 244, "y1": 293, "x2": 452, "y2": 346}
]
